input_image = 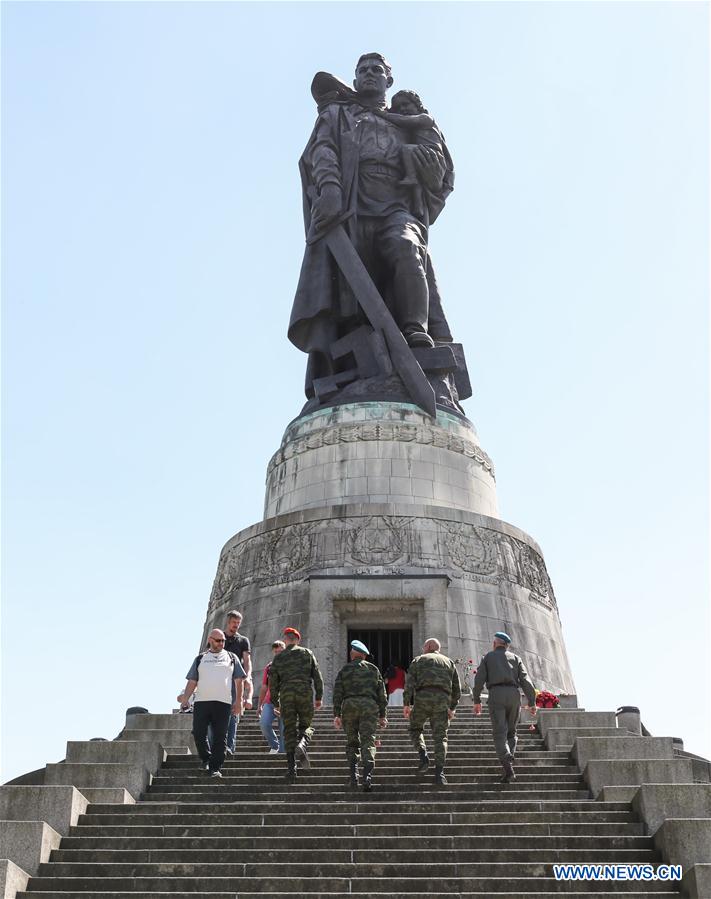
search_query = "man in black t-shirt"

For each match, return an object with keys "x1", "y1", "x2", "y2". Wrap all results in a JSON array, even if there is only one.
[{"x1": 223, "y1": 610, "x2": 252, "y2": 752}]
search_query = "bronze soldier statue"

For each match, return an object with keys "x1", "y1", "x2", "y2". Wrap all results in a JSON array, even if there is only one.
[{"x1": 289, "y1": 53, "x2": 460, "y2": 410}]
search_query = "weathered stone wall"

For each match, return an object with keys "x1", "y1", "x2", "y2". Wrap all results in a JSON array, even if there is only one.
[{"x1": 201, "y1": 503, "x2": 575, "y2": 700}]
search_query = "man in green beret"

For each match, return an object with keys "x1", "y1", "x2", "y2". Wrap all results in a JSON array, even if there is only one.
[
  {"x1": 404, "y1": 637, "x2": 461, "y2": 785},
  {"x1": 333, "y1": 639, "x2": 388, "y2": 792},
  {"x1": 473, "y1": 631, "x2": 537, "y2": 783},
  {"x1": 269, "y1": 627, "x2": 324, "y2": 783}
]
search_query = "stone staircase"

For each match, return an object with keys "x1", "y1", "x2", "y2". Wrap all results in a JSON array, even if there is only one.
[{"x1": 16, "y1": 707, "x2": 682, "y2": 897}]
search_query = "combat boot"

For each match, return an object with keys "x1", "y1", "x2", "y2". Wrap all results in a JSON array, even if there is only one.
[
  {"x1": 348, "y1": 762, "x2": 358, "y2": 789},
  {"x1": 362, "y1": 761, "x2": 374, "y2": 793},
  {"x1": 285, "y1": 752, "x2": 297, "y2": 783},
  {"x1": 499, "y1": 759, "x2": 516, "y2": 783},
  {"x1": 434, "y1": 765, "x2": 447, "y2": 785},
  {"x1": 295, "y1": 736, "x2": 311, "y2": 770},
  {"x1": 417, "y1": 748, "x2": 430, "y2": 773}
]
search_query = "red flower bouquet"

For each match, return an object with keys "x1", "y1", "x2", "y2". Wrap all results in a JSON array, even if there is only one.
[{"x1": 535, "y1": 690, "x2": 560, "y2": 709}]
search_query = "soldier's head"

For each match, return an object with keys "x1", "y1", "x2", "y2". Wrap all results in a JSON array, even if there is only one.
[
  {"x1": 225, "y1": 610, "x2": 242, "y2": 636},
  {"x1": 207, "y1": 629, "x2": 226, "y2": 653},
  {"x1": 354, "y1": 52, "x2": 393, "y2": 99},
  {"x1": 349, "y1": 639, "x2": 369, "y2": 661},
  {"x1": 283, "y1": 627, "x2": 301, "y2": 646},
  {"x1": 423, "y1": 637, "x2": 441, "y2": 654},
  {"x1": 271, "y1": 640, "x2": 285, "y2": 656},
  {"x1": 493, "y1": 631, "x2": 511, "y2": 650}
]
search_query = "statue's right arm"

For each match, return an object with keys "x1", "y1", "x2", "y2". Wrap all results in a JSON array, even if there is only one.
[
  {"x1": 308, "y1": 110, "x2": 342, "y2": 191},
  {"x1": 306, "y1": 110, "x2": 344, "y2": 230}
]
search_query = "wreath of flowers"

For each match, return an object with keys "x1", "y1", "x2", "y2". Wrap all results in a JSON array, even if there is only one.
[{"x1": 535, "y1": 689, "x2": 560, "y2": 709}]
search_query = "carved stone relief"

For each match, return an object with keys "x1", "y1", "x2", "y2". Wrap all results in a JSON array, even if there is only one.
[
  {"x1": 260, "y1": 523, "x2": 316, "y2": 585},
  {"x1": 209, "y1": 514, "x2": 557, "y2": 614},
  {"x1": 350, "y1": 515, "x2": 408, "y2": 565},
  {"x1": 442, "y1": 522, "x2": 498, "y2": 576},
  {"x1": 266, "y1": 421, "x2": 496, "y2": 481}
]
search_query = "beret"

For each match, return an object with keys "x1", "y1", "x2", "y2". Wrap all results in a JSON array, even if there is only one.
[
  {"x1": 494, "y1": 631, "x2": 511, "y2": 644},
  {"x1": 350, "y1": 639, "x2": 370, "y2": 655},
  {"x1": 283, "y1": 627, "x2": 301, "y2": 639}
]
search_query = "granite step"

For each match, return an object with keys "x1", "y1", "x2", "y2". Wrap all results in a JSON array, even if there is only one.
[
  {"x1": 82, "y1": 797, "x2": 626, "y2": 813},
  {"x1": 156, "y1": 764, "x2": 578, "y2": 775},
  {"x1": 59, "y1": 827, "x2": 650, "y2": 847},
  {"x1": 20, "y1": 874, "x2": 678, "y2": 892},
  {"x1": 48, "y1": 847, "x2": 659, "y2": 865},
  {"x1": 71, "y1": 821, "x2": 647, "y2": 840},
  {"x1": 53, "y1": 834, "x2": 654, "y2": 856},
  {"x1": 19, "y1": 893, "x2": 682, "y2": 898}
]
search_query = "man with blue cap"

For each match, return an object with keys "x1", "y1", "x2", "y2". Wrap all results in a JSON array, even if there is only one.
[
  {"x1": 333, "y1": 639, "x2": 388, "y2": 791},
  {"x1": 472, "y1": 631, "x2": 537, "y2": 783}
]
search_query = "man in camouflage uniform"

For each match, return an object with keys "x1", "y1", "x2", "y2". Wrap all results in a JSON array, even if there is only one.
[
  {"x1": 268, "y1": 626, "x2": 324, "y2": 783},
  {"x1": 333, "y1": 639, "x2": 388, "y2": 792},
  {"x1": 473, "y1": 631, "x2": 537, "y2": 783},
  {"x1": 404, "y1": 637, "x2": 461, "y2": 785}
]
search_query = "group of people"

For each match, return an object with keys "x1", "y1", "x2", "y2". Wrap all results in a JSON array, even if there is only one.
[{"x1": 179, "y1": 613, "x2": 537, "y2": 788}]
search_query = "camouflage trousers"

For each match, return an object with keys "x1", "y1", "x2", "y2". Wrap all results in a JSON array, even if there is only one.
[
  {"x1": 409, "y1": 692, "x2": 450, "y2": 767},
  {"x1": 341, "y1": 697, "x2": 379, "y2": 766},
  {"x1": 278, "y1": 690, "x2": 314, "y2": 753}
]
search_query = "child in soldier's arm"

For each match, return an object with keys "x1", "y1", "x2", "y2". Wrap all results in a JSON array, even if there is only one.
[{"x1": 374, "y1": 90, "x2": 443, "y2": 186}]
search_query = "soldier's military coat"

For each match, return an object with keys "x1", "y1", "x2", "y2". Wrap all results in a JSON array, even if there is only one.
[
  {"x1": 268, "y1": 643, "x2": 324, "y2": 753},
  {"x1": 473, "y1": 646, "x2": 536, "y2": 763},
  {"x1": 333, "y1": 659, "x2": 387, "y2": 766},
  {"x1": 404, "y1": 651, "x2": 461, "y2": 767}
]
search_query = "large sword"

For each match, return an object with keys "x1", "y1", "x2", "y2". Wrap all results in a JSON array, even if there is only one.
[{"x1": 320, "y1": 224, "x2": 437, "y2": 419}]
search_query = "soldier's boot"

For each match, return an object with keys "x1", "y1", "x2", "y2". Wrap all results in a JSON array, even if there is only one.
[
  {"x1": 295, "y1": 736, "x2": 311, "y2": 770},
  {"x1": 417, "y1": 749, "x2": 430, "y2": 773},
  {"x1": 434, "y1": 765, "x2": 448, "y2": 785},
  {"x1": 285, "y1": 752, "x2": 297, "y2": 783},
  {"x1": 362, "y1": 761, "x2": 374, "y2": 793},
  {"x1": 348, "y1": 762, "x2": 358, "y2": 790},
  {"x1": 499, "y1": 759, "x2": 516, "y2": 783}
]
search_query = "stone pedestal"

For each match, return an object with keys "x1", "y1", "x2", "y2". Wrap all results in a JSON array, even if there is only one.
[
  {"x1": 264, "y1": 402, "x2": 498, "y2": 518},
  {"x1": 202, "y1": 401, "x2": 575, "y2": 699}
]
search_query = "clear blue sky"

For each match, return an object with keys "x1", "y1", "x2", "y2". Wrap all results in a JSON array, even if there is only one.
[{"x1": 2, "y1": 2, "x2": 708, "y2": 782}]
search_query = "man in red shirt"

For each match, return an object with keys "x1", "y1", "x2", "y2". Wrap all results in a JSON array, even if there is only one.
[
  {"x1": 385, "y1": 661, "x2": 406, "y2": 706},
  {"x1": 258, "y1": 640, "x2": 286, "y2": 753}
]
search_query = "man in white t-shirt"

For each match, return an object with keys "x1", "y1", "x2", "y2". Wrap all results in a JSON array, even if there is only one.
[{"x1": 179, "y1": 629, "x2": 246, "y2": 778}]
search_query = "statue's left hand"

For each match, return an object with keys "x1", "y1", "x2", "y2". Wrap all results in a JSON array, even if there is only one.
[{"x1": 412, "y1": 146, "x2": 445, "y2": 190}]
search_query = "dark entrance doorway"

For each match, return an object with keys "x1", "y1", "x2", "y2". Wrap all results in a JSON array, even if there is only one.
[{"x1": 346, "y1": 627, "x2": 413, "y2": 675}]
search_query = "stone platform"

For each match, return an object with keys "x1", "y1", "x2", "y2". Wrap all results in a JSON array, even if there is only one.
[{"x1": 202, "y1": 402, "x2": 575, "y2": 699}]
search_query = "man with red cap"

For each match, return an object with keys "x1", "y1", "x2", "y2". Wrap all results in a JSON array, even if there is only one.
[{"x1": 268, "y1": 627, "x2": 324, "y2": 782}]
